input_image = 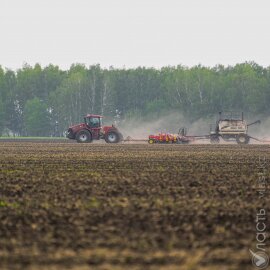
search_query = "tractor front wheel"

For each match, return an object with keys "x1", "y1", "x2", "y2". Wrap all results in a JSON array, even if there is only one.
[
  {"x1": 236, "y1": 134, "x2": 250, "y2": 145},
  {"x1": 76, "y1": 130, "x2": 92, "y2": 143},
  {"x1": 105, "y1": 131, "x2": 121, "y2": 143}
]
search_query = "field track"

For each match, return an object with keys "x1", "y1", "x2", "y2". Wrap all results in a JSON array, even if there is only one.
[{"x1": 0, "y1": 141, "x2": 270, "y2": 270}]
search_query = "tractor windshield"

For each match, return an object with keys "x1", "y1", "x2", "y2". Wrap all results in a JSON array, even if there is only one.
[{"x1": 86, "y1": 117, "x2": 101, "y2": 128}]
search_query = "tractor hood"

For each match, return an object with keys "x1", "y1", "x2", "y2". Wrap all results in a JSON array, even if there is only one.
[{"x1": 69, "y1": 123, "x2": 87, "y2": 132}]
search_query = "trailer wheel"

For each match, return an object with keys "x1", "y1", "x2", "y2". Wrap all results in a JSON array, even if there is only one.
[
  {"x1": 76, "y1": 130, "x2": 92, "y2": 143},
  {"x1": 105, "y1": 131, "x2": 120, "y2": 143},
  {"x1": 236, "y1": 134, "x2": 249, "y2": 145},
  {"x1": 210, "y1": 135, "x2": 220, "y2": 144}
]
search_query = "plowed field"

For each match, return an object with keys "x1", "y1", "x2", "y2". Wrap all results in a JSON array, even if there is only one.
[{"x1": 0, "y1": 142, "x2": 269, "y2": 270}]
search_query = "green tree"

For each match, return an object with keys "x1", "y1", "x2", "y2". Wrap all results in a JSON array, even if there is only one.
[
  {"x1": 24, "y1": 98, "x2": 50, "y2": 136},
  {"x1": 0, "y1": 62, "x2": 270, "y2": 136},
  {"x1": 0, "y1": 67, "x2": 6, "y2": 134},
  {"x1": 0, "y1": 99, "x2": 5, "y2": 135}
]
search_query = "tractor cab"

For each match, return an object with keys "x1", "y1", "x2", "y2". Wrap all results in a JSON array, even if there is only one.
[{"x1": 84, "y1": 114, "x2": 103, "y2": 129}]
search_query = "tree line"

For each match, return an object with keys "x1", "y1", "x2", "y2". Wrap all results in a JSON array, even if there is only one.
[{"x1": 0, "y1": 62, "x2": 269, "y2": 136}]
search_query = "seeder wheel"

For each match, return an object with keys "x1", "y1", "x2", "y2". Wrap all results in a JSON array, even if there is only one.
[
  {"x1": 210, "y1": 135, "x2": 220, "y2": 144},
  {"x1": 236, "y1": 134, "x2": 250, "y2": 145}
]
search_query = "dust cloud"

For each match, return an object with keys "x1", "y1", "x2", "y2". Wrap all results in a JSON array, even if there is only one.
[
  {"x1": 117, "y1": 112, "x2": 212, "y2": 139},
  {"x1": 248, "y1": 116, "x2": 270, "y2": 142}
]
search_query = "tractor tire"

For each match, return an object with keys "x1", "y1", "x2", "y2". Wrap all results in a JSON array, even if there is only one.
[
  {"x1": 105, "y1": 131, "x2": 121, "y2": 143},
  {"x1": 210, "y1": 135, "x2": 220, "y2": 144},
  {"x1": 76, "y1": 130, "x2": 92, "y2": 143},
  {"x1": 236, "y1": 134, "x2": 250, "y2": 145},
  {"x1": 148, "y1": 139, "x2": 155, "y2": 144}
]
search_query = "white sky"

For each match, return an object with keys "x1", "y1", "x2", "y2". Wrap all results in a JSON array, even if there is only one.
[{"x1": 1, "y1": 0, "x2": 270, "y2": 70}]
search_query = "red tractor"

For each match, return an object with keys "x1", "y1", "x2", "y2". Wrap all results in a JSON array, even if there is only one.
[{"x1": 66, "y1": 114, "x2": 123, "y2": 143}]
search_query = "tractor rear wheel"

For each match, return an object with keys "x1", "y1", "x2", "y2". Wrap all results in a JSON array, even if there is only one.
[
  {"x1": 105, "y1": 131, "x2": 121, "y2": 143},
  {"x1": 76, "y1": 130, "x2": 92, "y2": 143},
  {"x1": 236, "y1": 134, "x2": 249, "y2": 145}
]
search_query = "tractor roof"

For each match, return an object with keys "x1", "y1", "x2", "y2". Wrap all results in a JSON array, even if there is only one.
[{"x1": 85, "y1": 114, "x2": 103, "y2": 118}]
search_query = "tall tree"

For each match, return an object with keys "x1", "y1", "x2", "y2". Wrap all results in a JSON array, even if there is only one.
[{"x1": 24, "y1": 98, "x2": 50, "y2": 136}]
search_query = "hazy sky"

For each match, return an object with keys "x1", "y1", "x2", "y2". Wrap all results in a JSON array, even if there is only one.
[{"x1": 1, "y1": 0, "x2": 270, "y2": 70}]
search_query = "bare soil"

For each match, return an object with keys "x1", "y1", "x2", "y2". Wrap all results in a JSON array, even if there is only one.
[{"x1": 0, "y1": 142, "x2": 269, "y2": 270}]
